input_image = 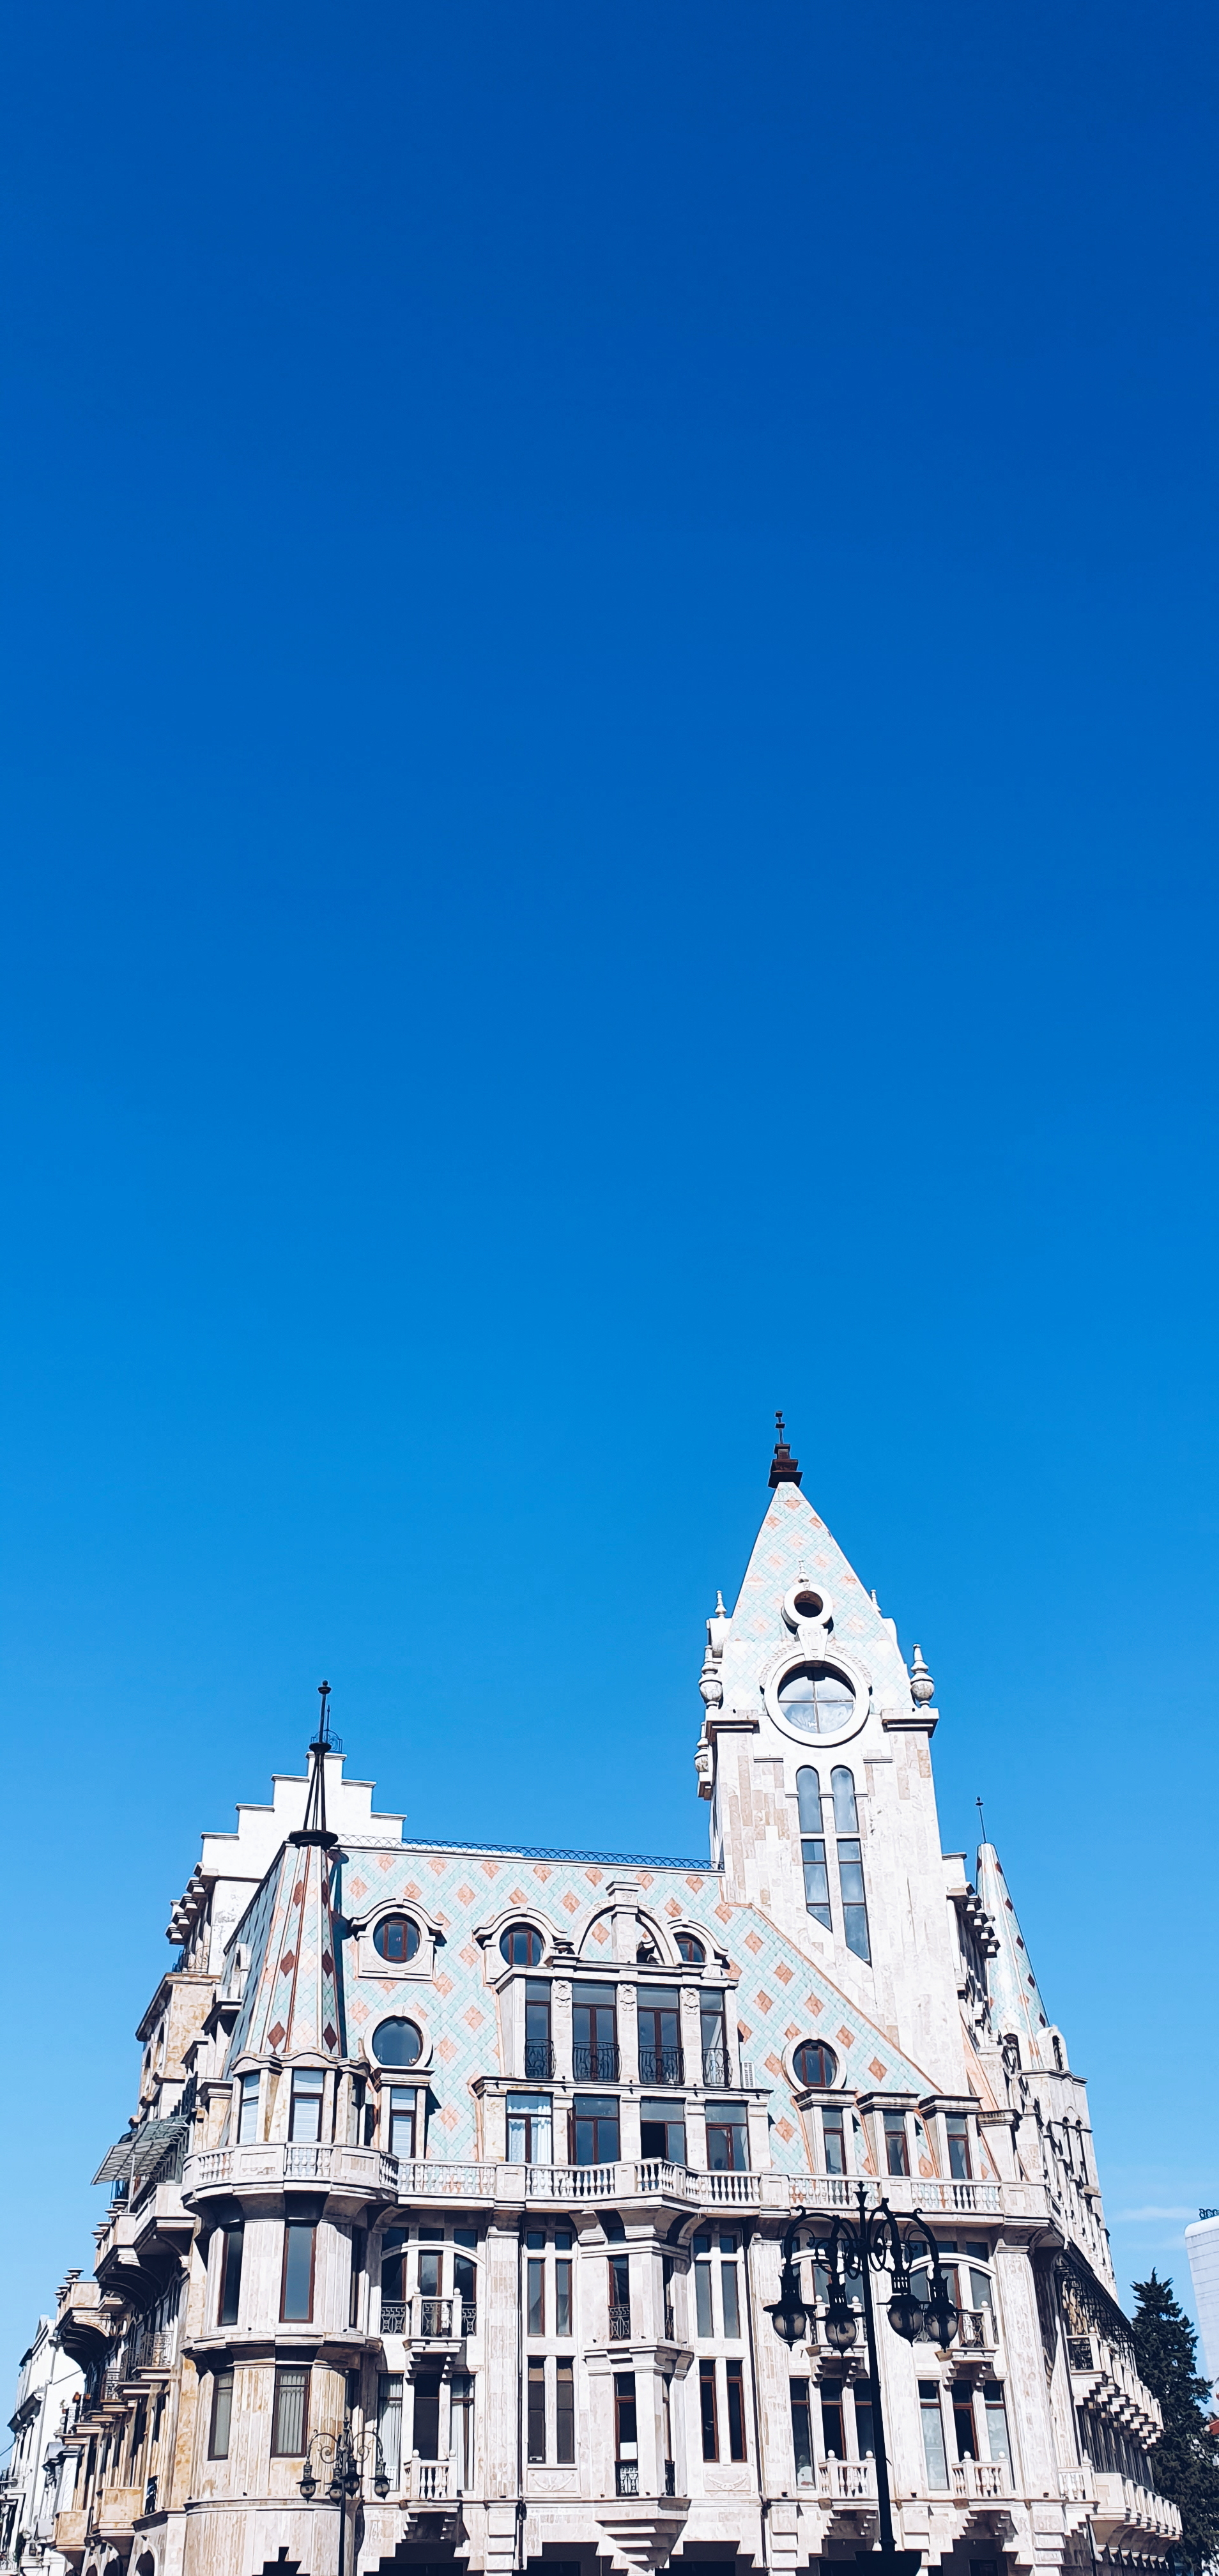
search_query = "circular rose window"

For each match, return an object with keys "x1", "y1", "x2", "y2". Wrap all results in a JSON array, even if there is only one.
[{"x1": 777, "y1": 1664, "x2": 855, "y2": 1733}]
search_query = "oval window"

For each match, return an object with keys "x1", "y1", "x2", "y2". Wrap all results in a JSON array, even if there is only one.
[
  {"x1": 371, "y1": 2018, "x2": 424, "y2": 2068},
  {"x1": 794, "y1": 2039, "x2": 839, "y2": 2088},
  {"x1": 500, "y1": 1925, "x2": 544, "y2": 1966},
  {"x1": 373, "y1": 1915, "x2": 420, "y2": 1964},
  {"x1": 675, "y1": 1933, "x2": 705, "y2": 1965},
  {"x1": 777, "y1": 1664, "x2": 855, "y2": 1734}
]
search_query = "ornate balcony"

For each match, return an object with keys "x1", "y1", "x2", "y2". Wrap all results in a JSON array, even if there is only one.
[
  {"x1": 608, "y1": 2303, "x2": 632, "y2": 2340},
  {"x1": 572, "y1": 2044, "x2": 621, "y2": 2081},
  {"x1": 524, "y1": 2042, "x2": 556, "y2": 2078},
  {"x1": 379, "y1": 2296, "x2": 476, "y2": 2342},
  {"x1": 639, "y1": 2047, "x2": 684, "y2": 2085},
  {"x1": 951, "y1": 2459, "x2": 1010, "y2": 2501}
]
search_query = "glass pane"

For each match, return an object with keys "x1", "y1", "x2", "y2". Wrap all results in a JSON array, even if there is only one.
[
  {"x1": 526, "y1": 2361, "x2": 546, "y2": 2463},
  {"x1": 210, "y1": 2372, "x2": 233, "y2": 2460},
  {"x1": 802, "y1": 1840, "x2": 832, "y2": 1927},
  {"x1": 695, "y1": 2264, "x2": 714, "y2": 2337},
  {"x1": 721, "y1": 2264, "x2": 740, "y2": 2338},
  {"x1": 831, "y1": 1767, "x2": 858, "y2": 1830},
  {"x1": 282, "y1": 2223, "x2": 314, "y2": 2322},
  {"x1": 726, "y1": 2363, "x2": 746, "y2": 2461},
  {"x1": 527, "y1": 2260, "x2": 545, "y2": 2336},
  {"x1": 779, "y1": 1666, "x2": 855, "y2": 1731},
  {"x1": 790, "y1": 2383, "x2": 813, "y2": 2483},
  {"x1": 220, "y1": 2225, "x2": 244, "y2": 2327},
  {"x1": 377, "y1": 2376, "x2": 402, "y2": 2488},
  {"x1": 920, "y1": 2389, "x2": 949, "y2": 2488},
  {"x1": 795, "y1": 1768, "x2": 822, "y2": 1830},
  {"x1": 844, "y1": 1905, "x2": 871, "y2": 1962},
  {"x1": 822, "y1": 2113, "x2": 846, "y2": 2175},
  {"x1": 985, "y1": 2389, "x2": 1012, "y2": 2470},
  {"x1": 555, "y1": 2260, "x2": 572, "y2": 2336},
  {"x1": 556, "y1": 2361, "x2": 574, "y2": 2464},
  {"x1": 272, "y1": 2369, "x2": 308, "y2": 2458}
]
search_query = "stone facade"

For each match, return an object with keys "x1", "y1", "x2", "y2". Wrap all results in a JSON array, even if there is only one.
[{"x1": 37, "y1": 1454, "x2": 1179, "y2": 2576}]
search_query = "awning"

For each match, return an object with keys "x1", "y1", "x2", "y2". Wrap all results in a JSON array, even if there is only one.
[{"x1": 91, "y1": 2117, "x2": 186, "y2": 2187}]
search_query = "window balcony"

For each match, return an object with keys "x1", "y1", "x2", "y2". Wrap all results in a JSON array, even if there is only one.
[
  {"x1": 701, "y1": 2048, "x2": 730, "y2": 2085},
  {"x1": 638, "y1": 2047, "x2": 684, "y2": 2085},
  {"x1": 616, "y1": 2462, "x2": 640, "y2": 2497},
  {"x1": 949, "y1": 2306, "x2": 995, "y2": 2351},
  {"x1": 951, "y1": 2460, "x2": 1010, "y2": 2501},
  {"x1": 572, "y1": 2044, "x2": 620, "y2": 2081},
  {"x1": 608, "y1": 2303, "x2": 632, "y2": 2341},
  {"x1": 524, "y1": 2043, "x2": 556, "y2": 2079},
  {"x1": 380, "y1": 2297, "x2": 475, "y2": 2342},
  {"x1": 817, "y1": 2459, "x2": 877, "y2": 2503},
  {"x1": 407, "y1": 2458, "x2": 452, "y2": 2501}
]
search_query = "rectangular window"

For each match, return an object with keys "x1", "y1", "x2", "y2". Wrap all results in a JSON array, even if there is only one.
[
  {"x1": 208, "y1": 2370, "x2": 234, "y2": 2461},
  {"x1": 418, "y1": 2248, "x2": 442, "y2": 2299},
  {"x1": 413, "y1": 2370, "x2": 441, "y2": 2462},
  {"x1": 700, "y1": 1995, "x2": 728, "y2": 2083},
  {"x1": 919, "y1": 2382, "x2": 949, "y2": 2488},
  {"x1": 349, "y1": 2228, "x2": 365, "y2": 2329},
  {"x1": 721, "y1": 2257, "x2": 740, "y2": 2339},
  {"x1": 236, "y1": 2073, "x2": 261, "y2": 2144},
  {"x1": 571, "y1": 2094, "x2": 619, "y2": 2165},
  {"x1": 790, "y1": 2382, "x2": 814, "y2": 2486},
  {"x1": 608, "y1": 2255, "x2": 631, "y2": 2340},
  {"x1": 694, "y1": 2240, "x2": 714, "y2": 2338},
  {"x1": 451, "y1": 2373, "x2": 473, "y2": 2489},
  {"x1": 271, "y1": 2366, "x2": 309, "y2": 2458},
  {"x1": 525, "y1": 1981, "x2": 553, "y2": 2078},
  {"x1": 838, "y1": 1841, "x2": 871, "y2": 1961},
  {"x1": 455, "y1": 2253, "x2": 477, "y2": 2333},
  {"x1": 820, "y1": 2379, "x2": 845, "y2": 2459},
  {"x1": 725, "y1": 2361, "x2": 746, "y2": 2462},
  {"x1": 507, "y1": 2093, "x2": 552, "y2": 2165},
  {"x1": 280, "y1": 2221, "x2": 315, "y2": 2323},
  {"x1": 388, "y1": 2088, "x2": 415, "y2": 2158},
  {"x1": 640, "y1": 2101, "x2": 686, "y2": 2165},
  {"x1": 953, "y1": 2393, "x2": 978, "y2": 2460},
  {"x1": 380, "y1": 2227, "x2": 408, "y2": 2313},
  {"x1": 555, "y1": 2260, "x2": 572, "y2": 2336},
  {"x1": 705, "y1": 2104, "x2": 749, "y2": 2172},
  {"x1": 289, "y1": 2069, "x2": 325, "y2": 2143},
  {"x1": 556, "y1": 2359, "x2": 575, "y2": 2464},
  {"x1": 218, "y1": 2222, "x2": 244, "y2": 2327},
  {"x1": 615, "y1": 2372, "x2": 638, "y2": 2463},
  {"x1": 822, "y1": 2108, "x2": 846, "y2": 2174},
  {"x1": 348, "y1": 2074, "x2": 366, "y2": 2145},
  {"x1": 699, "y1": 2359, "x2": 719, "y2": 2461},
  {"x1": 572, "y1": 1984, "x2": 619, "y2": 2082},
  {"x1": 883, "y1": 2113, "x2": 910, "y2": 2177},
  {"x1": 946, "y1": 2117, "x2": 972, "y2": 2181},
  {"x1": 801, "y1": 1837, "x2": 832, "y2": 1928},
  {"x1": 377, "y1": 2375, "x2": 402, "y2": 2489},
  {"x1": 983, "y1": 2382, "x2": 1011, "y2": 2472},
  {"x1": 969, "y1": 2267, "x2": 993, "y2": 2315},
  {"x1": 527, "y1": 2259, "x2": 546, "y2": 2337},
  {"x1": 637, "y1": 1990, "x2": 683, "y2": 2085},
  {"x1": 854, "y1": 2378, "x2": 876, "y2": 2458},
  {"x1": 526, "y1": 2359, "x2": 546, "y2": 2464}
]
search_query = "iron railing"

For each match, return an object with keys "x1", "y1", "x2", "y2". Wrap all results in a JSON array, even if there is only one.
[
  {"x1": 638, "y1": 2047, "x2": 684, "y2": 2085},
  {"x1": 572, "y1": 2044, "x2": 620, "y2": 2081}
]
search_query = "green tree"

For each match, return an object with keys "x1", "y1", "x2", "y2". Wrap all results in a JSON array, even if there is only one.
[{"x1": 1130, "y1": 2270, "x2": 1219, "y2": 2572}]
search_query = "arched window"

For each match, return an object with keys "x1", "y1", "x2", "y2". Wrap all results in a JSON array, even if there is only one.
[
  {"x1": 795, "y1": 1768, "x2": 831, "y2": 1930},
  {"x1": 793, "y1": 2039, "x2": 839, "y2": 2089},
  {"x1": 831, "y1": 1768, "x2": 870, "y2": 1962},
  {"x1": 501, "y1": 1924, "x2": 544, "y2": 1967},
  {"x1": 675, "y1": 1933, "x2": 704, "y2": 1965},
  {"x1": 371, "y1": 2018, "x2": 423, "y2": 2068},
  {"x1": 374, "y1": 1915, "x2": 420, "y2": 1964}
]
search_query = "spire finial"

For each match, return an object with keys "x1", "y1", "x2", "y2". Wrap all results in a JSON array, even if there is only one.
[
  {"x1": 314, "y1": 1678, "x2": 332, "y2": 1749},
  {"x1": 296, "y1": 1680, "x2": 337, "y2": 1845},
  {"x1": 976, "y1": 1793, "x2": 986, "y2": 1844},
  {"x1": 768, "y1": 1412, "x2": 802, "y2": 1489}
]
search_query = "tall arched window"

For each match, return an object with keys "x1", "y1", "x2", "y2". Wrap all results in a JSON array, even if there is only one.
[
  {"x1": 831, "y1": 1768, "x2": 870, "y2": 1961},
  {"x1": 795, "y1": 1768, "x2": 831, "y2": 1931}
]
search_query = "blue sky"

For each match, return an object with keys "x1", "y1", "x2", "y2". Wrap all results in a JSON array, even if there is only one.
[{"x1": 1, "y1": 1, "x2": 1216, "y2": 2382}]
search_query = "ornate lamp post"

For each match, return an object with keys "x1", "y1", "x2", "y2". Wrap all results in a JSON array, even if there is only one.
[
  {"x1": 299, "y1": 2415, "x2": 390, "y2": 2576},
  {"x1": 765, "y1": 2182, "x2": 960, "y2": 2576}
]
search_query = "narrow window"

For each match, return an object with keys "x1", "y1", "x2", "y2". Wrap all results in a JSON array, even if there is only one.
[
  {"x1": 387, "y1": 2087, "x2": 415, "y2": 2158},
  {"x1": 725, "y1": 2360, "x2": 747, "y2": 2462},
  {"x1": 608, "y1": 2255, "x2": 631, "y2": 2340},
  {"x1": 571, "y1": 2095, "x2": 619, "y2": 2165},
  {"x1": 969, "y1": 2266, "x2": 993, "y2": 2318},
  {"x1": 662, "y1": 2256, "x2": 675, "y2": 2340},
  {"x1": 720, "y1": 2239, "x2": 740, "y2": 2338},
  {"x1": 413, "y1": 2370, "x2": 441, "y2": 2460},
  {"x1": 349, "y1": 2228, "x2": 365, "y2": 2329},
  {"x1": 507, "y1": 2093, "x2": 552, "y2": 2165},
  {"x1": 795, "y1": 1769, "x2": 832, "y2": 1928},
  {"x1": 236, "y1": 2073, "x2": 261, "y2": 2144},
  {"x1": 854, "y1": 2377, "x2": 877, "y2": 2457},
  {"x1": 376, "y1": 2375, "x2": 402, "y2": 2488},
  {"x1": 527, "y1": 2258, "x2": 546, "y2": 2337},
  {"x1": 208, "y1": 2370, "x2": 233, "y2": 2460},
  {"x1": 525, "y1": 1981, "x2": 553, "y2": 2078},
  {"x1": 556, "y1": 2360, "x2": 575, "y2": 2464},
  {"x1": 615, "y1": 2373, "x2": 639, "y2": 2490},
  {"x1": 699, "y1": 2360, "x2": 719, "y2": 2461},
  {"x1": 572, "y1": 1984, "x2": 618, "y2": 2081},
  {"x1": 919, "y1": 2382, "x2": 949, "y2": 2488},
  {"x1": 694, "y1": 2237, "x2": 714, "y2": 2337},
  {"x1": 280, "y1": 2221, "x2": 315, "y2": 2323},
  {"x1": 418, "y1": 2245, "x2": 443, "y2": 2332},
  {"x1": 218, "y1": 2221, "x2": 244, "y2": 2327},
  {"x1": 946, "y1": 2116, "x2": 972, "y2": 2181},
  {"x1": 451, "y1": 2373, "x2": 473, "y2": 2488},
  {"x1": 831, "y1": 1767, "x2": 858, "y2": 1830},
  {"x1": 526, "y1": 2359, "x2": 546, "y2": 2463},
  {"x1": 953, "y1": 2391, "x2": 978, "y2": 2460},
  {"x1": 883, "y1": 2112, "x2": 910, "y2": 2177},
  {"x1": 555, "y1": 2257, "x2": 572, "y2": 2337},
  {"x1": 837, "y1": 1833, "x2": 871, "y2": 1961},
  {"x1": 820, "y1": 2379, "x2": 845, "y2": 2458},
  {"x1": 637, "y1": 1989, "x2": 682, "y2": 2085},
  {"x1": 822, "y1": 2108, "x2": 847, "y2": 2175},
  {"x1": 379, "y1": 2226, "x2": 408, "y2": 2326},
  {"x1": 705, "y1": 2103, "x2": 749, "y2": 2172},
  {"x1": 983, "y1": 2382, "x2": 1011, "y2": 2471},
  {"x1": 700, "y1": 1993, "x2": 728, "y2": 2083},
  {"x1": 289, "y1": 2069, "x2": 325, "y2": 2144},
  {"x1": 790, "y1": 2381, "x2": 814, "y2": 2486},
  {"x1": 455, "y1": 2251, "x2": 477, "y2": 2334},
  {"x1": 271, "y1": 2366, "x2": 309, "y2": 2457}
]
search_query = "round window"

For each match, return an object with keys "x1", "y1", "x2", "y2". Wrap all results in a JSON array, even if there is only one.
[
  {"x1": 793, "y1": 2038, "x2": 839, "y2": 2088},
  {"x1": 675, "y1": 1933, "x2": 705, "y2": 1965},
  {"x1": 373, "y1": 1915, "x2": 420, "y2": 1964},
  {"x1": 500, "y1": 1924, "x2": 544, "y2": 1966},
  {"x1": 777, "y1": 1664, "x2": 855, "y2": 1733},
  {"x1": 371, "y1": 2017, "x2": 424, "y2": 2068}
]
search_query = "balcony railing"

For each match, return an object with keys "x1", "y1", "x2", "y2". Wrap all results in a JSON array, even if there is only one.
[
  {"x1": 572, "y1": 2044, "x2": 621, "y2": 2081},
  {"x1": 638, "y1": 2047, "x2": 684, "y2": 2086},
  {"x1": 818, "y1": 2459, "x2": 877, "y2": 2502},
  {"x1": 608, "y1": 2303, "x2": 632, "y2": 2341},
  {"x1": 663, "y1": 2460, "x2": 677, "y2": 2496},
  {"x1": 616, "y1": 2462, "x2": 640, "y2": 2496},
  {"x1": 701, "y1": 2048, "x2": 730, "y2": 2085},
  {"x1": 409, "y1": 2458, "x2": 451, "y2": 2502},
  {"x1": 524, "y1": 2043, "x2": 556, "y2": 2078},
  {"x1": 951, "y1": 2460, "x2": 1009, "y2": 2501},
  {"x1": 1067, "y1": 2334, "x2": 1095, "y2": 2372},
  {"x1": 949, "y1": 2306, "x2": 994, "y2": 2350},
  {"x1": 381, "y1": 2297, "x2": 476, "y2": 2341}
]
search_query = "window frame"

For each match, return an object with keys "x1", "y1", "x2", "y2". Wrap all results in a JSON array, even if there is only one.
[
  {"x1": 698, "y1": 2359, "x2": 719, "y2": 2462},
  {"x1": 372, "y1": 1913, "x2": 420, "y2": 1965},
  {"x1": 501, "y1": 1924, "x2": 544, "y2": 1968},
  {"x1": 217, "y1": 2220, "x2": 244, "y2": 2329},
  {"x1": 280, "y1": 2219, "x2": 317, "y2": 2324},
  {"x1": 288, "y1": 2068, "x2": 325, "y2": 2144},
  {"x1": 270, "y1": 2365, "x2": 310, "y2": 2459},
  {"x1": 208, "y1": 2369, "x2": 234, "y2": 2461}
]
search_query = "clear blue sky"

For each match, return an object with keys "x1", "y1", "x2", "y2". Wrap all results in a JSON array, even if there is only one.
[{"x1": 2, "y1": 2, "x2": 1216, "y2": 2384}]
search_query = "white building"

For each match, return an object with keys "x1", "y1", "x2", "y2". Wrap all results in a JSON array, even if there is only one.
[
  {"x1": 0, "y1": 2313, "x2": 84, "y2": 2573},
  {"x1": 36, "y1": 1440, "x2": 1180, "y2": 2576},
  {"x1": 1184, "y1": 2213, "x2": 1219, "y2": 2401}
]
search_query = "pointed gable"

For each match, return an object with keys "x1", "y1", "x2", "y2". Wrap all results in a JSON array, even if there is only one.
[
  {"x1": 717, "y1": 1480, "x2": 912, "y2": 1719},
  {"x1": 975, "y1": 1841, "x2": 1055, "y2": 2070},
  {"x1": 224, "y1": 1834, "x2": 344, "y2": 2068}
]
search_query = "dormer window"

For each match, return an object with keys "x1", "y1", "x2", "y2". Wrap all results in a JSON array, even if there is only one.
[
  {"x1": 675, "y1": 1933, "x2": 705, "y2": 1965},
  {"x1": 502, "y1": 1925, "x2": 544, "y2": 1967},
  {"x1": 793, "y1": 2040, "x2": 838, "y2": 2089},
  {"x1": 374, "y1": 1915, "x2": 420, "y2": 1965}
]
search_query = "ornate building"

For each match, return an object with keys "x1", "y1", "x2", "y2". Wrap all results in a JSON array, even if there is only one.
[{"x1": 41, "y1": 1443, "x2": 1179, "y2": 2576}]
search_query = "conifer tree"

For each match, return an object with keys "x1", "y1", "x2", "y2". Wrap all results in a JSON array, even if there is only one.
[{"x1": 1130, "y1": 2269, "x2": 1219, "y2": 2572}]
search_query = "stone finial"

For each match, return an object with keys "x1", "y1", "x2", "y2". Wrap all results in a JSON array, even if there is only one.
[{"x1": 909, "y1": 1644, "x2": 935, "y2": 1705}]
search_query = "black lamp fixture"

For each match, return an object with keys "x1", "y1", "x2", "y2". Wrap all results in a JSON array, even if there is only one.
[
  {"x1": 298, "y1": 2416, "x2": 391, "y2": 2576},
  {"x1": 764, "y1": 2218, "x2": 811, "y2": 2347}
]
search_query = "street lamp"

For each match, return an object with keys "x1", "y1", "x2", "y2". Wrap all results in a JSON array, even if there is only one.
[
  {"x1": 299, "y1": 2415, "x2": 390, "y2": 2576},
  {"x1": 765, "y1": 2182, "x2": 959, "y2": 2576}
]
